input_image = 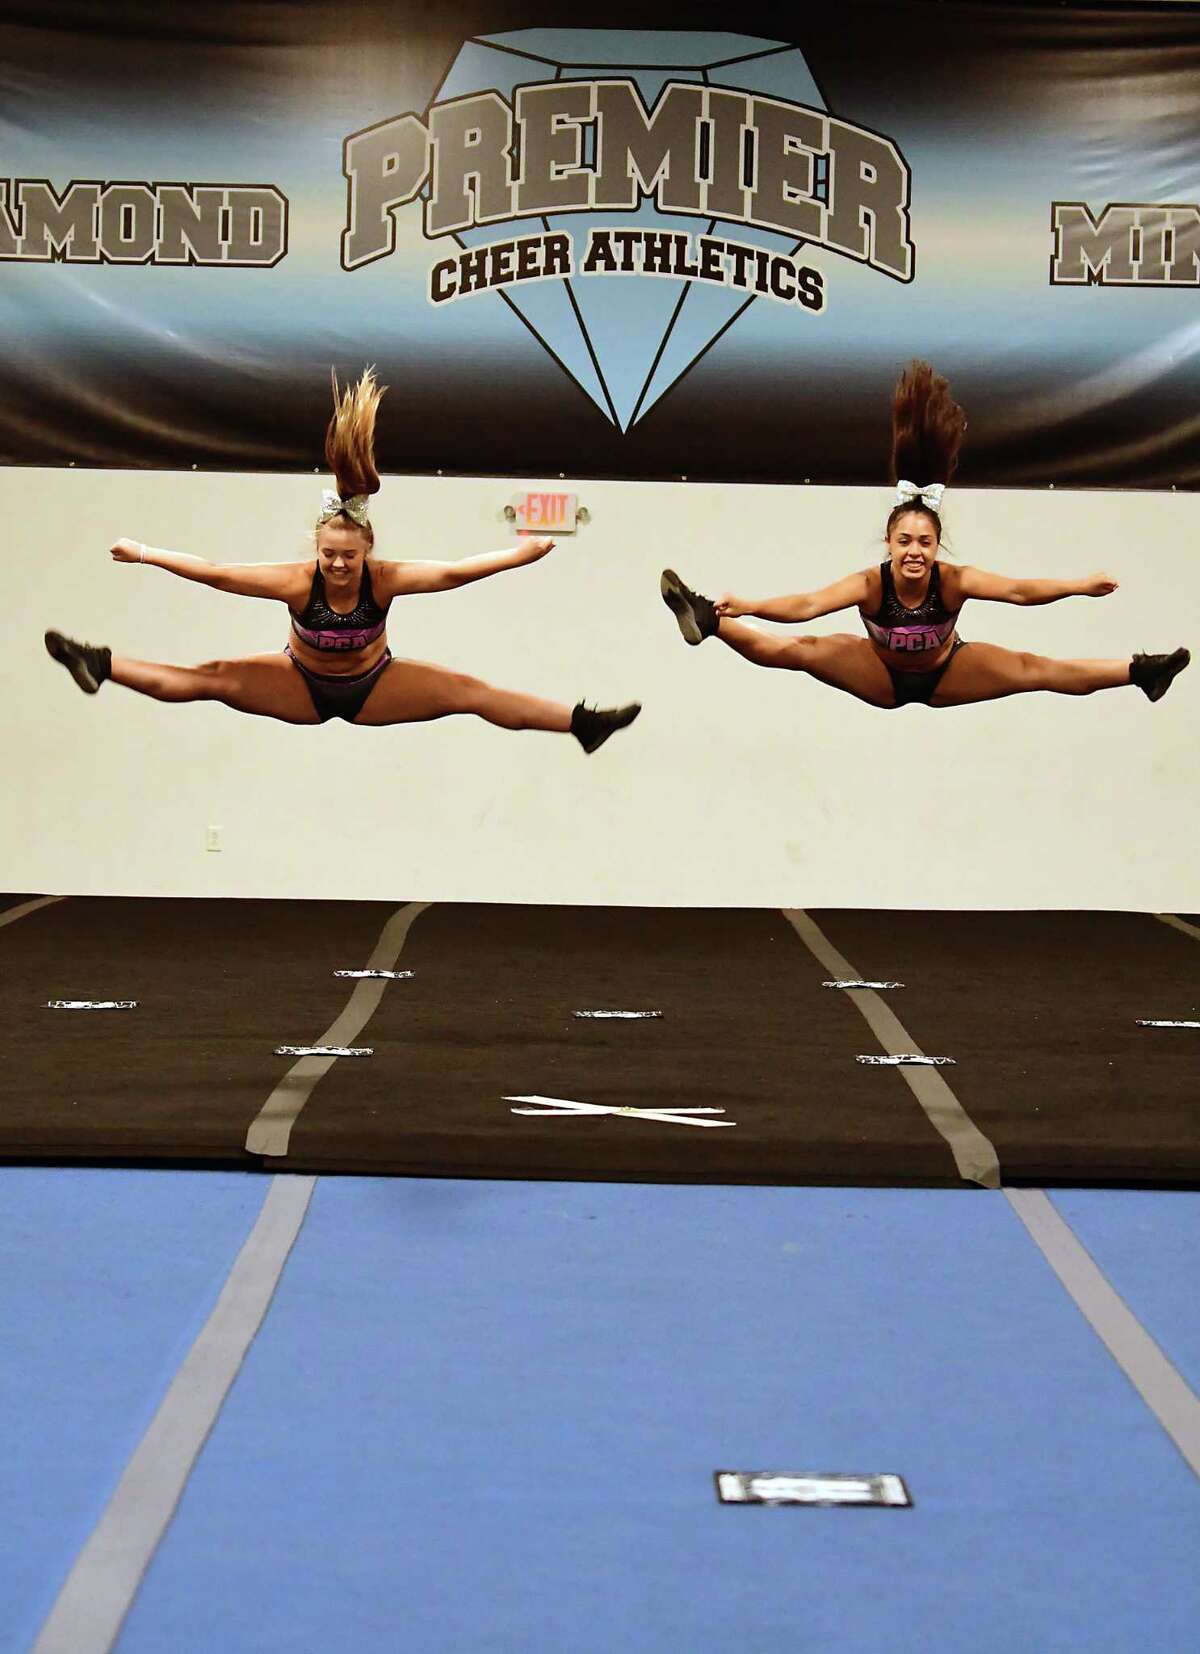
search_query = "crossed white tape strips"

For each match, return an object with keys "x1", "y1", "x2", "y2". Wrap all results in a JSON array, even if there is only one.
[{"x1": 506, "y1": 1095, "x2": 735, "y2": 1129}]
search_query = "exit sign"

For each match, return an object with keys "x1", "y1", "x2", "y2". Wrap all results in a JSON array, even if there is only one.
[{"x1": 512, "y1": 490, "x2": 578, "y2": 534}]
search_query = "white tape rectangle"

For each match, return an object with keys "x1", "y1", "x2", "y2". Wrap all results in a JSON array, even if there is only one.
[
  {"x1": 823, "y1": 980, "x2": 905, "y2": 990},
  {"x1": 1136, "y1": 1019, "x2": 1200, "y2": 1028},
  {"x1": 48, "y1": 1000, "x2": 137, "y2": 1011},
  {"x1": 715, "y1": 1471, "x2": 911, "y2": 1507},
  {"x1": 857, "y1": 1054, "x2": 955, "y2": 1067},
  {"x1": 333, "y1": 970, "x2": 415, "y2": 980},
  {"x1": 573, "y1": 1010, "x2": 663, "y2": 1020},
  {"x1": 274, "y1": 1045, "x2": 372, "y2": 1058}
]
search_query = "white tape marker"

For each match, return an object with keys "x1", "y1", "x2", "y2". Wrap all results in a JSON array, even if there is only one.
[
  {"x1": 573, "y1": 1010, "x2": 663, "y2": 1020},
  {"x1": 823, "y1": 980, "x2": 904, "y2": 990},
  {"x1": 334, "y1": 969, "x2": 414, "y2": 980},
  {"x1": 716, "y1": 1470, "x2": 911, "y2": 1507},
  {"x1": 505, "y1": 1094, "x2": 735, "y2": 1129},
  {"x1": 857, "y1": 1054, "x2": 955, "y2": 1067},
  {"x1": 1136, "y1": 1019, "x2": 1200, "y2": 1028},
  {"x1": 48, "y1": 1000, "x2": 137, "y2": 1010},
  {"x1": 274, "y1": 1045, "x2": 373, "y2": 1058}
]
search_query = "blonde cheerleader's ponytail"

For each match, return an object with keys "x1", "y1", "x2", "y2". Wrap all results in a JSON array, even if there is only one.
[{"x1": 317, "y1": 367, "x2": 387, "y2": 535}]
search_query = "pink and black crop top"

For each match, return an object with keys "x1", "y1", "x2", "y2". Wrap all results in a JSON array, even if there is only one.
[
  {"x1": 862, "y1": 560, "x2": 959, "y2": 656},
  {"x1": 289, "y1": 562, "x2": 389, "y2": 653}
]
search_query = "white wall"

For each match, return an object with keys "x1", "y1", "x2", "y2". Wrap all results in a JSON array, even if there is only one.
[{"x1": 4, "y1": 466, "x2": 1196, "y2": 909}]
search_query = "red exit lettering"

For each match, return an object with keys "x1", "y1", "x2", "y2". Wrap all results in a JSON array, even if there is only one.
[{"x1": 519, "y1": 492, "x2": 573, "y2": 530}]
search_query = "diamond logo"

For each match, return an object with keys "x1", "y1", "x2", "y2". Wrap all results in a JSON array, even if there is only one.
[{"x1": 428, "y1": 29, "x2": 828, "y2": 430}]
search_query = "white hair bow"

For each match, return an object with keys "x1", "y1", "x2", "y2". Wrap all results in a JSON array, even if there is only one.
[
  {"x1": 318, "y1": 489, "x2": 371, "y2": 527},
  {"x1": 895, "y1": 480, "x2": 945, "y2": 512}
]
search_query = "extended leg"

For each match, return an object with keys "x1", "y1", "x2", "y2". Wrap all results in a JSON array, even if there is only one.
[
  {"x1": 110, "y1": 653, "x2": 319, "y2": 723},
  {"x1": 353, "y1": 658, "x2": 570, "y2": 730},
  {"x1": 45, "y1": 631, "x2": 320, "y2": 724},
  {"x1": 658, "y1": 568, "x2": 894, "y2": 708},
  {"x1": 353, "y1": 657, "x2": 640, "y2": 750},
  {"x1": 715, "y1": 620, "x2": 895, "y2": 709},
  {"x1": 930, "y1": 642, "x2": 1186, "y2": 707}
]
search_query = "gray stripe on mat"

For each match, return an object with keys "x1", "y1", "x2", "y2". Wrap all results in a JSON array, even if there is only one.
[
  {"x1": 245, "y1": 901, "x2": 431, "y2": 1158},
  {"x1": 782, "y1": 909, "x2": 1001, "y2": 1188},
  {"x1": 1006, "y1": 1188, "x2": 1200, "y2": 1479},
  {"x1": 0, "y1": 895, "x2": 66, "y2": 930},
  {"x1": 31, "y1": 1174, "x2": 317, "y2": 1654},
  {"x1": 1155, "y1": 913, "x2": 1200, "y2": 945}
]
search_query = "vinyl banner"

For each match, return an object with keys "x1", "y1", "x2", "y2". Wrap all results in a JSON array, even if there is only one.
[{"x1": 3, "y1": 2, "x2": 1200, "y2": 484}]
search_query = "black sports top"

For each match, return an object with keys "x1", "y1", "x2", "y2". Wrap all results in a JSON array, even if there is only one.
[
  {"x1": 862, "y1": 560, "x2": 959, "y2": 657},
  {"x1": 289, "y1": 562, "x2": 389, "y2": 653}
]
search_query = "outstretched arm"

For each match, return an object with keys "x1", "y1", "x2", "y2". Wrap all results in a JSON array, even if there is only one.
[
  {"x1": 955, "y1": 565, "x2": 1118, "y2": 606},
  {"x1": 377, "y1": 537, "x2": 556, "y2": 598},
  {"x1": 111, "y1": 538, "x2": 304, "y2": 600},
  {"x1": 715, "y1": 569, "x2": 873, "y2": 624}
]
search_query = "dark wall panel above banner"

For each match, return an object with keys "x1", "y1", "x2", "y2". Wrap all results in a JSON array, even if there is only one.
[{"x1": 2, "y1": 2, "x2": 1200, "y2": 485}]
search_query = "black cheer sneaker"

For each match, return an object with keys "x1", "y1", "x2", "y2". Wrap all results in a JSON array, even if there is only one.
[
  {"x1": 44, "y1": 630, "x2": 112, "y2": 694},
  {"x1": 1130, "y1": 647, "x2": 1190, "y2": 702},
  {"x1": 570, "y1": 701, "x2": 642, "y2": 754},
  {"x1": 660, "y1": 569, "x2": 718, "y2": 645}
]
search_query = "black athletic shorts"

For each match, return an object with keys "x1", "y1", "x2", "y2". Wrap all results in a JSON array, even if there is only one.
[
  {"x1": 285, "y1": 646, "x2": 392, "y2": 722},
  {"x1": 887, "y1": 637, "x2": 969, "y2": 707}
]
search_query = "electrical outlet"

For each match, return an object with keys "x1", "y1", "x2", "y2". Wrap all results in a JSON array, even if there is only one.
[{"x1": 205, "y1": 825, "x2": 223, "y2": 852}]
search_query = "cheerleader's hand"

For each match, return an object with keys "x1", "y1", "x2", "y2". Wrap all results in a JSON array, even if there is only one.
[{"x1": 1085, "y1": 572, "x2": 1118, "y2": 597}]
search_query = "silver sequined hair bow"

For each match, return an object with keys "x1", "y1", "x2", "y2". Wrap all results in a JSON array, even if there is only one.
[
  {"x1": 894, "y1": 480, "x2": 945, "y2": 512},
  {"x1": 318, "y1": 488, "x2": 371, "y2": 527}
]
